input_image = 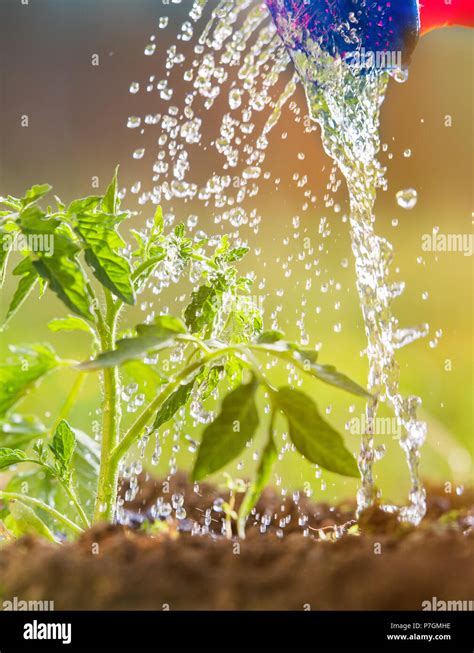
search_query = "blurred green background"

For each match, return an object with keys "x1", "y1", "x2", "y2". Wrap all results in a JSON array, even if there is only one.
[{"x1": 0, "y1": 0, "x2": 472, "y2": 504}]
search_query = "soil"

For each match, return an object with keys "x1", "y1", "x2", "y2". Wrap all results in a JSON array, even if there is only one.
[{"x1": 0, "y1": 475, "x2": 472, "y2": 610}]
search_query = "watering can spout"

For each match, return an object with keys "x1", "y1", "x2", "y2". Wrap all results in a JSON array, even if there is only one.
[{"x1": 265, "y1": 0, "x2": 474, "y2": 72}]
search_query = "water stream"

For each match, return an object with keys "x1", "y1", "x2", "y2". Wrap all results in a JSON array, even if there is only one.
[{"x1": 124, "y1": 0, "x2": 429, "y2": 527}]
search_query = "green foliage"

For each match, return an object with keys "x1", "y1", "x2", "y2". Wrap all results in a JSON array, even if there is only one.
[
  {"x1": 192, "y1": 381, "x2": 259, "y2": 481},
  {"x1": 0, "y1": 345, "x2": 61, "y2": 417},
  {"x1": 49, "y1": 420, "x2": 76, "y2": 480},
  {"x1": 153, "y1": 380, "x2": 196, "y2": 430},
  {"x1": 0, "y1": 170, "x2": 369, "y2": 541},
  {"x1": 273, "y1": 387, "x2": 359, "y2": 477},
  {"x1": 0, "y1": 448, "x2": 27, "y2": 471},
  {"x1": 4, "y1": 258, "x2": 38, "y2": 326},
  {"x1": 4, "y1": 500, "x2": 58, "y2": 543}
]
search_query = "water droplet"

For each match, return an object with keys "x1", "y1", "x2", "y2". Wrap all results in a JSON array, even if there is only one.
[
  {"x1": 133, "y1": 148, "x2": 145, "y2": 160},
  {"x1": 396, "y1": 188, "x2": 418, "y2": 210},
  {"x1": 144, "y1": 43, "x2": 156, "y2": 56},
  {"x1": 127, "y1": 116, "x2": 141, "y2": 129}
]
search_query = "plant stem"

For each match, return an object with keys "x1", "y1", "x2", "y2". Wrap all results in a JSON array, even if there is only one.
[
  {"x1": 110, "y1": 345, "x2": 238, "y2": 469},
  {"x1": 55, "y1": 373, "x2": 86, "y2": 425},
  {"x1": 93, "y1": 290, "x2": 121, "y2": 523},
  {"x1": 60, "y1": 480, "x2": 90, "y2": 529},
  {"x1": 19, "y1": 458, "x2": 91, "y2": 530},
  {"x1": 0, "y1": 491, "x2": 84, "y2": 536}
]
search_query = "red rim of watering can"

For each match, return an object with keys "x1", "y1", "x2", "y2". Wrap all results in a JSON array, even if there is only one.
[{"x1": 420, "y1": 0, "x2": 474, "y2": 34}]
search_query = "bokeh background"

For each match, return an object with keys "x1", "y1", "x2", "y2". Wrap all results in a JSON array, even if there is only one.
[{"x1": 0, "y1": 0, "x2": 472, "y2": 504}]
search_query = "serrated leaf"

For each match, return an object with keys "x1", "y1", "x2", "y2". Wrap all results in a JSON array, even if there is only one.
[
  {"x1": 67, "y1": 195, "x2": 101, "y2": 215},
  {"x1": 18, "y1": 209, "x2": 93, "y2": 319},
  {"x1": 3, "y1": 428, "x2": 99, "y2": 526},
  {"x1": 75, "y1": 213, "x2": 135, "y2": 305},
  {"x1": 0, "y1": 448, "x2": 27, "y2": 470},
  {"x1": 5, "y1": 501, "x2": 58, "y2": 542},
  {"x1": 0, "y1": 195, "x2": 22, "y2": 211},
  {"x1": 33, "y1": 255, "x2": 93, "y2": 320},
  {"x1": 274, "y1": 387, "x2": 359, "y2": 477},
  {"x1": 21, "y1": 184, "x2": 52, "y2": 207},
  {"x1": 49, "y1": 420, "x2": 76, "y2": 476},
  {"x1": 102, "y1": 166, "x2": 120, "y2": 214},
  {"x1": 3, "y1": 258, "x2": 38, "y2": 326},
  {"x1": 184, "y1": 284, "x2": 217, "y2": 334},
  {"x1": 0, "y1": 345, "x2": 60, "y2": 417},
  {"x1": 192, "y1": 381, "x2": 259, "y2": 481},
  {"x1": 48, "y1": 315, "x2": 94, "y2": 335},
  {"x1": 153, "y1": 380, "x2": 196, "y2": 430},
  {"x1": 199, "y1": 365, "x2": 223, "y2": 400},
  {"x1": 226, "y1": 246, "x2": 249, "y2": 262}
]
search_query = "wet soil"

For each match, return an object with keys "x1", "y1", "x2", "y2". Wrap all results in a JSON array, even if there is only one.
[{"x1": 0, "y1": 476, "x2": 472, "y2": 610}]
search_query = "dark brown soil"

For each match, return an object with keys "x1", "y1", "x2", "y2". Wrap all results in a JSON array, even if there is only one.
[{"x1": 0, "y1": 476, "x2": 472, "y2": 610}]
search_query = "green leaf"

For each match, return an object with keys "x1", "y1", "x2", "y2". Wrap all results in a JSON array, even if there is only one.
[
  {"x1": 1, "y1": 427, "x2": 99, "y2": 526},
  {"x1": 257, "y1": 330, "x2": 284, "y2": 344},
  {"x1": 153, "y1": 205, "x2": 164, "y2": 234},
  {"x1": 79, "y1": 315, "x2": 187, "y2": 371},
  {"x1": 308, "y1": 363, "x2": 370, "y2": 398},
  {"x1": 0, "y1": 414, "x2": 46, "y2": 450},
  {"x1": 132, "y1": 251, "x2": 165, "y2": 291},
  {"x1": 226, "y1": 246, "x2": 249, "y2": 262},
  {"x1": 75, "y1": 212, "x2": 135, "y2": 305},
  {"x1": 21, "y1": 184, "x2": 52, "y2": 207},
  {"x1": 5, "y1": 501, "x2": 58, "y2": 542},
  {"x1": 273, "y1": 387, "x2": 359, "y2": 477},
  {"x1": 0, "y1": 448, "x2": 27, "y2": 470},
  {"x1": 49, "y1": 420, "x2": 76, "y2": 477},
  {"x1": 67, "y1": 195, "x2": 101, "y2": 215},
  {"x1": 184, "y1": 284, "x2": 217, "y2": 334},
  {"x1": 121, "y1": 361, "x2": 166, "y2": 402},
  {"x1": 153, "y1": 380, "x2": 196, "y2": 430},
  {"x1": 0, "y1": 230, "x2": 14, "y2": 287},
  {"x1": 102, "y1": 166, "x2": 120, "y2": 214},
  {"x1": 192, "y1": 381, "x2": 259, "y2": 481},
  {"x1": 0, "y1": 345, "x2": 60, "y2": 417},
  {"x1": 199, "y1": 364, "x2": 223, "y2": 400},
  {"x1": 238, "y1": 432, "x2": 277, "y2": 532},
  {"x1": 48, "y1": 315, "x2": 94, "y2": 335},
  {"x1": 27, "y1": 221, "x2": 94, "y2": 320},
  {"x1": 0, "y1": 195, "x2": 22, "y2": 211},
  {"x1": 136, "y1": 315, "x2": 187, "y2": 338},
  {"x1": 3, "y1": 258, "x2": 38, "y2": 326}
]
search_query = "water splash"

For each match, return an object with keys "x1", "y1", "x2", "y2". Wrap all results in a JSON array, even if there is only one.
[
  {"x1": 121, "y1": 1, "x2": 430, "y2": 528},
  {"x1": 283, "y1": 32, "x2": 428, "y2": 523}
]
